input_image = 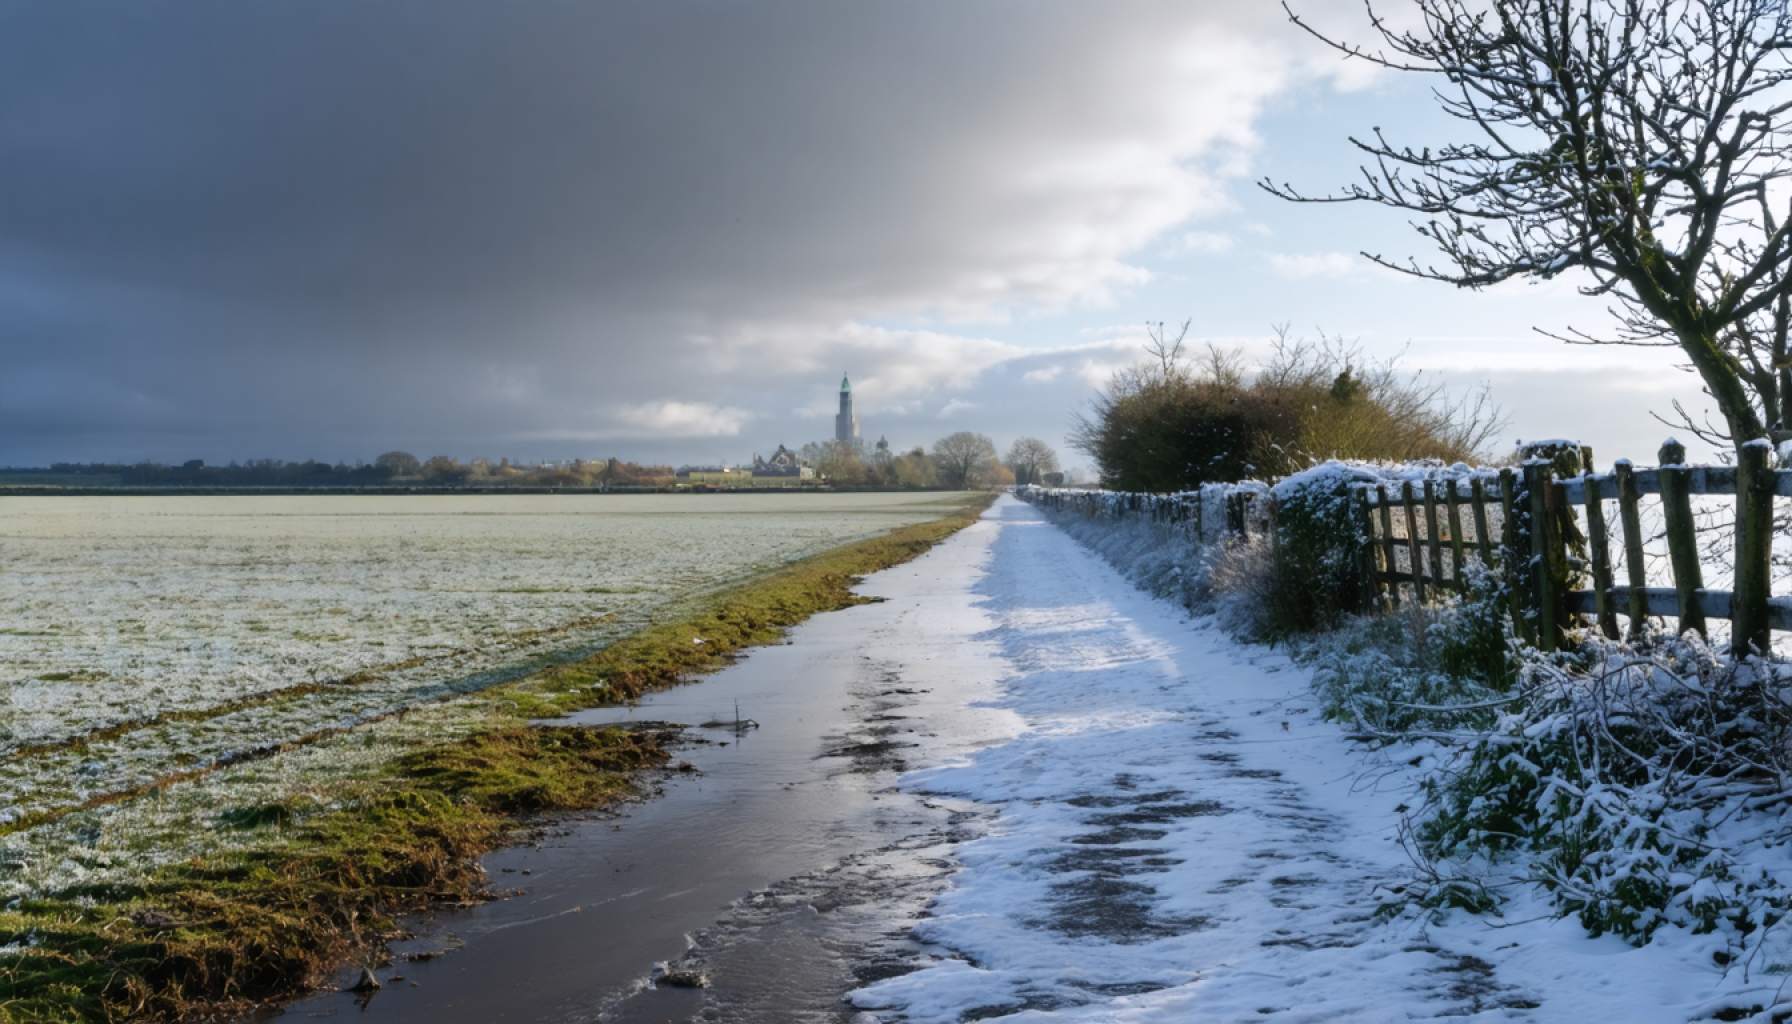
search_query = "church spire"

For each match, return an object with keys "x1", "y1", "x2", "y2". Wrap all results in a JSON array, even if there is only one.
[{"x1": 835, "y1": 372, "x2": 859, "y2": 443}]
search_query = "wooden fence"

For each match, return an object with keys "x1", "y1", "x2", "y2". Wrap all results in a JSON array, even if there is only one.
[
  {"x1": 1024, "y1": 482, "x2": 1270, "y2": 542},
  {"x1": 1026, "y1": 438, "x2": 1790, "y2": 657}
]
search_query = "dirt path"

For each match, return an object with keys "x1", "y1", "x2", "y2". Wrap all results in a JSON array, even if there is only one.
[
  {"x1": 847, "y1": 497, "x2": 1557, "y2": 1022},
  {"x1": 278, "y1": 496, "x2": 1731, "y2": 1023}
]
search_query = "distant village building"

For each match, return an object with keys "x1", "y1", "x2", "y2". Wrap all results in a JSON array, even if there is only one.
[
  {"x1": 752, "y1": 444, "x2": 814, "y2": 480},
  {"x1": 835, "y1": 373, "x2": 859, "y2": 444},
  {"x1": 677, "y1": 378, "x2": 855, "y2": 486}
]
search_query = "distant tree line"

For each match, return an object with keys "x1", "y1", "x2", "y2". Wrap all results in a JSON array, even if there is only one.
[
  {"x1": 12, "y1": 430, "x2": 1068, "y2": 492},
  {"x1": 795, "y1": 432, "x2": 1059, "y2": 490},
  {"x1": 13, "y1": 455, "x2": 677, "y2": 489},
  {"x1": 1071, "y1": 322, "x2": 1503, "y2": 493},
  {"x1": 9, "y1": 436, "x2": 1070, "y2": 492}
]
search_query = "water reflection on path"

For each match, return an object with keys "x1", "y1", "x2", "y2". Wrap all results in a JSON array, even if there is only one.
[{"x1": 270, "y1": 521, "x2": 1012, "y2": 1023}]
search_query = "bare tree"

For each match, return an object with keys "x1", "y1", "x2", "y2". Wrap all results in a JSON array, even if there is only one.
[
  {"x1": 931, "y1": 431, "x2": 1000, "y2": 490},
  {"x1": 816, "y1": 439, "x2": 868, "y2": 484},
  {"x1": 1264, "y1": 0, "x2": 1792, "y2": 453},
  {"x1": 1145, "y1": 319, "x2": 1191, "y2": 381},
  {"x1": 1004, "y1": 437, "x2": 1060, "y2": 486}
]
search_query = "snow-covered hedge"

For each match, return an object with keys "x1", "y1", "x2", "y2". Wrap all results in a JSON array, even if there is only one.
[
  {"x1": 1024, "y1": 459, "x2": 1491, "y2": 637},
  {"x1": 1266, "y1": 462, "x2": 1382, "y2": 635}
]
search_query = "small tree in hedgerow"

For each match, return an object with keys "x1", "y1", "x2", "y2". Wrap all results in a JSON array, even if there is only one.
[{"x1": 1265, "y1": 0, "x2": 1792, "y2": 654}]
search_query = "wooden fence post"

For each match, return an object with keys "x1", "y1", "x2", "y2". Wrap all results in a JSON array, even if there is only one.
[
  {"x1": 1469, "y1": 477, "x2": 1494, "y2": 568},
  {"x1": 1401, "y1": 481, "x2": 1427, "y2": 603},
  {"x1": 1732, "y1": 440, "x2": 1775, "y2": 655},
  {"x1": 1516, "y1": 441, "x2": 1588, "y2": 650},
  {"x1": 1377, "y1": 485, "x2": 1401, "y2": 610},
  {"x1": 1657, "y1": 439, "x2": 1707, "y2": 639},
  {"x1": 1612, "y1": 460, "x2": 1649, "y2": 642},
  {"x1": 1522, "y1": 458, "x2": 1563, "y2": 652},
  {"x1": 1356, "y1": 487, "x2": 1385, "y2": 610},
  {"x1": 1422, "y1": 479, "x2": 1445, "y2": 593},
  {"x1": 1499, "y1": 469, "x2": 1532, "y2": 645},
  {"x1": 1445, "y1": 479, "x2": 1467, "y2": 590},
  {"x1": 1582, "y1": 471, "x2": 1621, "y2": 640}
]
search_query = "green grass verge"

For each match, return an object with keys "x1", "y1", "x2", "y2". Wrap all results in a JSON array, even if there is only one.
[{"x1": 0, "y1": 494, "x2": 991, "y2": 1023}]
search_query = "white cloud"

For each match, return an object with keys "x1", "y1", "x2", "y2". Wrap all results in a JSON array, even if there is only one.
[
  {"x1": 1267, "y1": 251, "x2": 1360, "y2": 279},
  {"x1": 520, "y1": 401, "x2": 752, "y2": 441},
  {"x1": 617, "y1": 401, "x2": 751, "y2": 438},
  {"x1": 1170, "y1": 230, "x2": 1235, "y2": 254},
  {"x1": 1023, "y1": 365, "x2": 1065, "y2": 383},
  {"x1": 1081, "y1": 323, "x2": 1151, "y2": 341},
  {"x1": 938, "y1": 398, "x2": 979, "y2": 419},
  {"x1": 1076, "y1": 358, "x2": 1133, "y2": 389}
]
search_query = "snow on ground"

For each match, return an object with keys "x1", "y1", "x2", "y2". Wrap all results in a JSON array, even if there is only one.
[{"x1": 850, "y1": 496, "x2": 1775, "y2": 1023}]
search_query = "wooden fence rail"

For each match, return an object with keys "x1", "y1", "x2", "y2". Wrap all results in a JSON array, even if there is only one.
[{"x1": 1024, "y1": 437, "x2": 1787, "y2": 658}]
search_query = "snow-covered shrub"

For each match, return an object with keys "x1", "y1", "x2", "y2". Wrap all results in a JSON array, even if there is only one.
[
  {"x1": 1027, "y1": 484, "x2": 1295, "y2": 638},
  {"x1": 1206, "y1": 535, "x2": 1275, "y2": 639},
  {"x1": 1307, "y1": 561, "x2": 1515, "y2": 738},
  {"x1": 1264, "y1": 463, "x2": 1381, "y2": 637},
  {"x1": 1040, "y1": 503, "x2": 1218, "y2": 612},
  {"x1": 1417, "y1": 637, "x2": 1792, "y2": 944}
]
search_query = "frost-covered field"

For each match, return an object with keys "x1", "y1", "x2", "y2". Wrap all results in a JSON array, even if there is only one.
[{"x1": 0, "y1": 492, "x2": 966, "y2": 897}]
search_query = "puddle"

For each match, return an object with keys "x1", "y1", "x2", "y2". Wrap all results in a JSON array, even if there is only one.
[{"x1": 262, "y1": 579, "x2": 1015, "y2": 1024}]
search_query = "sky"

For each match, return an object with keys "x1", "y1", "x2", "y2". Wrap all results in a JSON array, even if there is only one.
[{"x1": 0, "y1": 1, "x2": 1719, "y2": 473}]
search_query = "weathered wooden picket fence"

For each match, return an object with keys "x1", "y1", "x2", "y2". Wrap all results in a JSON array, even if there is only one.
[{"x1": 1025, "y1": 438, "x2": 1791, "y2": 657}]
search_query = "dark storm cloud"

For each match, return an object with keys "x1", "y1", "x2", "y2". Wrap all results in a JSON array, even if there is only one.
[{"x1": 0, "y1": 0, "x2": 1309, "y2": 463}]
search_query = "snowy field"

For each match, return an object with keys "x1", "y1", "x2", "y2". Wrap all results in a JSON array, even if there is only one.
[
  {"x1": 848, "y1": 496, "x2": 1772, "y2": 1023},
  {"x1": 0, "y1": 492, "x2": 966, "y2": 897}
]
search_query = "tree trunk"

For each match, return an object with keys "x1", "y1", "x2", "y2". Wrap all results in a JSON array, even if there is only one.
[{"x1": 1679, "y1": 326, "x2": 1768, "y2": 448}]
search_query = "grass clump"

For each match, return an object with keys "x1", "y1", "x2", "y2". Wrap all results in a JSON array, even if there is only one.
[
  {"x1": 1307, "y1": 563, "x2": 1515, "y2": 739},
  {"x1": 494, "y1": 494, "x2": 993, "y2": 717},
  {"x1": 0, "y1": 725, "x2": 666, "y2": 1023},
  {"x1": 397, "y1": 724, "x2": 673, "y2": 813}
]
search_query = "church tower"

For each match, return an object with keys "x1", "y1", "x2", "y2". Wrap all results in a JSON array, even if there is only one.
[{"x1": 834, "y1": 373, "x2": 860, "y2": 444}]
